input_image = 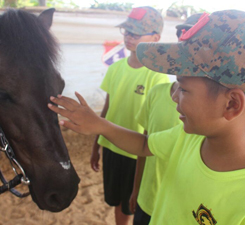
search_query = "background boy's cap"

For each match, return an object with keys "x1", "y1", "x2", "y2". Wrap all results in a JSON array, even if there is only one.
[
  {"x1": 176, "y1": 13, "x2": 203, "y2": 39},
  {"x1": 117, "y1": 6, "x2": 163, "y2": 35},
  {"x1": 136, "y1": 10, "x2": 245, "y2": 91},
  {"x1": 176, "y1": 13, "x2": 203, "y2": 31}
]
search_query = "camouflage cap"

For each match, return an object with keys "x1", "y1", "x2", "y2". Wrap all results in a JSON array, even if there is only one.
[
  {"x1": 117, "y1": 6, "x2": 163, "y2": 35},
  {"x1": 136, "y1": 10, "x2": 245, "y2": 91},
  {"x1": 176, "y1": 13, "x2": 203, "y2": 31},
  {"x1": 176, "y1": 13, "x2": 203, "y2": 38}
]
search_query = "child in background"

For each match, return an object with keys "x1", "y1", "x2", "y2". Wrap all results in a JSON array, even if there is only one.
[
  {"x1": 129, "y1": 82, "x2": 180, "y2": 225},
  {"x1": 49, "y1": 10, "x2": 245, "y2": 223},
  {"x1": 90, "y1": 6, "x2": 169, "y2": 225},
  {"x1": 130, "y1": 13, "x2": 203, "y2": 225}
]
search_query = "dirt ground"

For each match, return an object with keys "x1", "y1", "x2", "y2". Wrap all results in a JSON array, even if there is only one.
[{"x1": 0, "y1": 128, "x2": 124, "y2": 225}]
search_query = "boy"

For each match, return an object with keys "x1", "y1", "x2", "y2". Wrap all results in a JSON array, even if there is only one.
[
  {"x1": 49, "y1": 9, "x2": 245, "y2": 223},
  {"x1": 130, "y1": 13, "x2": 203, "y2": 225},
  {"x1": 130, "y1": 81, "x2": 181, "y2": 225},
  {"x1": 90, "y1": 6, "x2": 169, "y2": 225}
]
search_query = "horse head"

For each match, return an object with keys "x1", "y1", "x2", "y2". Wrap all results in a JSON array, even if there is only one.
[{"x1": 0, "y1": 8, "x2": 80, "y2": 212}]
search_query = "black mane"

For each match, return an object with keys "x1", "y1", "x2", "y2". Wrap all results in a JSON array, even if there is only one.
[{"x1": 0, "y1": 9, "x2": 59, "y2": 72}]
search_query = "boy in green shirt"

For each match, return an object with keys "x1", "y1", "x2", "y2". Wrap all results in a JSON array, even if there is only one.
[
  {"x1": 90, "y1": 6, "x2": 169, "y2": 225},
  {"x1": 130, "y1": 82, "x2": 180, "y2": 225},
  {"x1": 130, "y1": 13, "x2": 203, "y2": 225},
  {"x1": 49, "y1": 9, "x2": 245, "y2": 224}
]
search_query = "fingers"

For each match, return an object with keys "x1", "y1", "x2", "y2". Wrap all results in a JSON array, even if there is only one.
[
  {"x1": 91, "y1": 162, "x2": 100, "y2": 172},
  {"x1": 50, "y1": 95, "x2": 80, "y2": 112},
  {"x1": 48, "y1": 103, "x2": 72, "y2": 118},
  {"x1": 129, "y1": 193, "x2": 137, "y2": 213},
  {"x1": 131, "y1": 201, "x2": 136, "y2": 213},
  {"x1": 48, "y1": 92, "x2": 100, "y2": 135},
  {"x1": 129, "y1": 196, "x2": 135, "y2": 213},
  {"x1": 59, "y1": 120, "x2": 84, "y2": 134},
  {"x1": 58, "y1": 95, "x2": 81, "y2": 107},
  {"x1": 75, "y1": 91, "x2": 88, "y2": 106},
  {"x1": 90, "y1": 153, "x2": 100, "y2": 172}
]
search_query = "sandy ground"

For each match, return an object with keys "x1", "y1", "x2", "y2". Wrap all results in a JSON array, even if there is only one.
[
  {"x1": 0, "y1": 10, "x2": 181, "y2": 225},
  {"x1": 0, "y1": 128, "x2": 118, "y2": 225}
]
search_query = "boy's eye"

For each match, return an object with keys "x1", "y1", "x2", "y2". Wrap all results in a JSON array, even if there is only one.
[{"x1": 178, "y1": 87, "x2": 186, "y2": 92}]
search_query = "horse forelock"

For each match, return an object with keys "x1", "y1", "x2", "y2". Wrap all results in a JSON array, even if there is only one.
[{"x1": 0, "y1": 9, "x2": 60, "y2": 74}]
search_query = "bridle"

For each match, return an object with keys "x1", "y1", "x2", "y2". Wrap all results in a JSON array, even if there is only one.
[{"x1": 0, "y1": 127, "x2": 30, "y2": 197}]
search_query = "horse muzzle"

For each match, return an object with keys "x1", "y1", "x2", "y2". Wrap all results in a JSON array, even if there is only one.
[{"x1": 29, "y1": 164, "x2": 80, "y2": 212}]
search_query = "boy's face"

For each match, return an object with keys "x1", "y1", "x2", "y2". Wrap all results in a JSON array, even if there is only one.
[
  {"x1": 172, "y1": 77, "x2": 226, "y2": 135},
  {"x1": 123, "y1": 31, "x2": 159, "y2": 52}
]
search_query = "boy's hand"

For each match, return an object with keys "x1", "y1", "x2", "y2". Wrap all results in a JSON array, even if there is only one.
[
  {"x1": 129, "y1": 189, "x2": 138, "y2": 214},
  {"x1": 48, "y1": 92, "x2": 102, "y2": 135},
  {"x1": 90, "y1": 147, "x2": 100, "y2": 172}
]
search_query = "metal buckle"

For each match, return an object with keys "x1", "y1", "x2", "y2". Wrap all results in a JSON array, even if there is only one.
[{"x1": 0, "y1": 127, "x2": 30, "y2": 197}]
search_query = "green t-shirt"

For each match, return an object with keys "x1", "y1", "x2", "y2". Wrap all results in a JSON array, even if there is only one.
[
  {"x1": 136, "y1": 82, "x2": 181, "y2": 216},
  {"x1": 148, "y1": 124, "x2": 245, "y2": 224},
  {"x1": 98, "y1": 57, "x2": 169, "y2": 159}
]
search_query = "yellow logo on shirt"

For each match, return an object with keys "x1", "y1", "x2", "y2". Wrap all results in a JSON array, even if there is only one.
[
  {"x1": 193, "y1": 204, "x2": 217, "y2": 225},
  {"x1": 135, "y1": 85, "x2": 145, "y2": 95}
]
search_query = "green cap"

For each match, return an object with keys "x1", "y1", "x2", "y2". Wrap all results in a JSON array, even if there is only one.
[
  {"x1": 136, "y1": 10, "x2": 245, "y2": 91},
  {"x1": 117, "y1": 6, "x2": 163, "y2": 35}
]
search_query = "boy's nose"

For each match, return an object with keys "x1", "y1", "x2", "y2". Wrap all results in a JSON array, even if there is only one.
[{"x1": 171, "y1": 88, "x2": 179, "y2": 103}]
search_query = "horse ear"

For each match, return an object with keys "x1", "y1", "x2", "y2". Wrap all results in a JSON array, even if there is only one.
[{"x1": 38, "y1": 8, "x2": 55, "y2": 30}]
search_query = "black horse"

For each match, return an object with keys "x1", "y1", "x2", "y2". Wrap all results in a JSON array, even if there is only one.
[{"x1": 0, "y1": 8, "x2": 79, "y2": 212}]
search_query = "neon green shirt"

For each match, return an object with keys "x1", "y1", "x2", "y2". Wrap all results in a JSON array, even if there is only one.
[
  {"x1": 148, "y1": 124, "x2": 245, "y2": 224},
  {"x1": 136, "y1": 83, "x2": 181, "y2": 216},
  {"x1": 98, "y1": 57, "x2": 169, "y2": 159}
]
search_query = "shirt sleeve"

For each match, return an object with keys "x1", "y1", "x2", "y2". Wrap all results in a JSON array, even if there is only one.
[
  {"x1": 100, "y1": 66, "x2": 113, "y2": 94},
  {"x1": 148, "y1": 124, "x2": 183, "y2": 160},
  {"x1": 153, "y1": 73, "x2": 170, "y2": 86}
]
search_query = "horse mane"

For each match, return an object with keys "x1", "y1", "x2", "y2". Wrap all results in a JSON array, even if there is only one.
[{"x1": 0, "y1": 9, "x2": 60, "y2": 72}]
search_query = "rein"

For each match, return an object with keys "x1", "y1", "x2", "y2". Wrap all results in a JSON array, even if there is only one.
[{"x1": 0, "y1": 127, "x2": 30, "y2": 198}]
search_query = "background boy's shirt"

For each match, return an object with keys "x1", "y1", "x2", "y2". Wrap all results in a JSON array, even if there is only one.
[
  {"x1": 98, "y1": 57, "x2": 169, "y2": 159},
  {"x1": 135, "y1": 83, "x2": 181, "y2": 215},
  {"x1": 148, "y1": 124, "x2": 245, "y2": 224}
]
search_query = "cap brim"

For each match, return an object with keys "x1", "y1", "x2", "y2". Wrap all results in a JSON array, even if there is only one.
[
  {"x1": 136, "y1": 42, "x2": 207, "y2": 78},
  {"x1": 116, "y1": 21, "x2": 125, "y2": 28},
  {"x1": 116, "y1": 21, "x2": 144, "y2": 35},
  {"x1": 175, "y1": 24, "x2": 193, "y2": 30}
]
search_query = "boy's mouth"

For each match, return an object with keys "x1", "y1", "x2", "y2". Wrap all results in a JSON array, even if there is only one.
[
  {"x1": 176, "y1": 107, "x2": 185, "y2": 120},
  {"x1": 179, "y1": 114, "x2": 186, "y2": 121},
  {"x1": 125, "y1": 41, "x2": 133, "y2": 47}
]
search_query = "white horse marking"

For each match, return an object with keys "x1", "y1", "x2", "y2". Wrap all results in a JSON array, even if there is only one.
[{"x1": 60, "y1": 160, "x2": 71, "y2": 170}]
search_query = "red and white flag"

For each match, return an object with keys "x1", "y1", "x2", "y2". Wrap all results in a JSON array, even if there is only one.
[{"x1": 102, "y1": 41, "x2": 126, "y2": 66}]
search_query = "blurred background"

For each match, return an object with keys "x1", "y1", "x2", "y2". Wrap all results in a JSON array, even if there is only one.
[{"x1": 0, "y1": 0, "x2": 244, "y2": 113}]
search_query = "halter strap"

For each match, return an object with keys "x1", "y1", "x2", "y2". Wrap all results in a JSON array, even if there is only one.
[{"x1": 0, "y1": 127, "x2": 30, "y2": 198}]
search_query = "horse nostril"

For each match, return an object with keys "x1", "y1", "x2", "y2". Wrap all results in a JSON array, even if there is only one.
[
  {"x1": 45, "y1": 185, "x2": 78, "y2": 212},
  {"x1": 46, "y1": 193, "x2": 64, "y2": 210},
  {"x1": 50, "y1": 194, "x2": 60, "y2": 204}
]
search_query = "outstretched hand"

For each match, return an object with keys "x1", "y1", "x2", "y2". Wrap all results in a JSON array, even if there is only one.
[
  {"x1": 49, "y1": 92, "x2": 151, "y2": 157},
  {"x1": 48, "y1": 92, "x2": 103, "y2": 135}
]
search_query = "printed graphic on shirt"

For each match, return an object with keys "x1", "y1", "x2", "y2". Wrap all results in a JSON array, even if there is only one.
[
  {"x1": 135, "y1": 85, "x2": 145, "y2": 95},
  {"x1": 192, "y1": 204, "x2": 217, "y2": 225}
]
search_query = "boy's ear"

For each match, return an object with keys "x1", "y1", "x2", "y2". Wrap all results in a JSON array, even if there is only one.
[
  {"x1": 223, "y1": 89, "x2": 245, "y2": 121},
  {"x1": 153, "y1": 34, "x2": 161, "y2": 42}
]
